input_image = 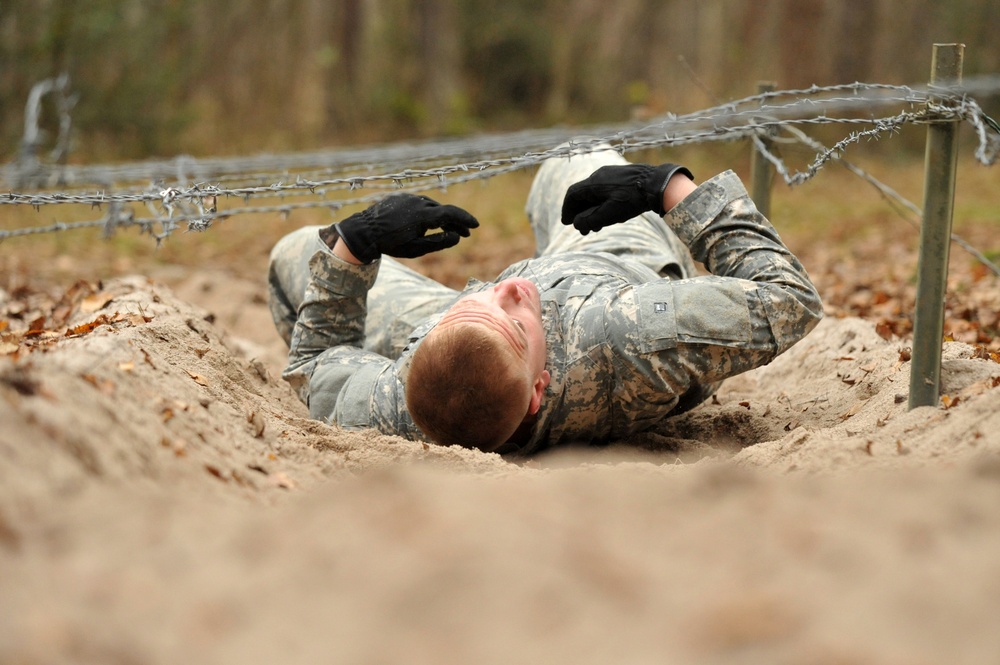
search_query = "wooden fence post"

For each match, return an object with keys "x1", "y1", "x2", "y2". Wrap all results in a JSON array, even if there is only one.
[
  {"x1": 909, "y1": 44, "x2": 965, "y2": 409},
  {"x1": 750, "y1": 81, "x2": 776, "y2": 219}
]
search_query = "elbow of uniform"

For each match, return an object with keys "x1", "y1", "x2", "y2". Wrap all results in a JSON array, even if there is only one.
[
  {"x1": 306, "y1": 368, "x2": 352, "y2": 424},
  {"x1": 780, "y1": 288, "x2": 824, "y2": 355},
  {"x1": 763, "y1": 283, "x2": 824, "y2": 358},
  {"x1": 803, "y1": 279, "x2": 824, "y2": 322}
]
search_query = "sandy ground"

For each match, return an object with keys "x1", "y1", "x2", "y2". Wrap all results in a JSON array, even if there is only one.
[{"x1": 3, "y1": 269, "x2": 1000, "y2": 665}]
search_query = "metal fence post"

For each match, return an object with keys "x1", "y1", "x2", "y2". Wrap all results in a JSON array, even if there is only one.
[
  {"x1": 750, "y1": 81, "x2": 776, "y2": 219},
  {"x1": 909, "y1": 43, "x2": 965, "y2": 409}
]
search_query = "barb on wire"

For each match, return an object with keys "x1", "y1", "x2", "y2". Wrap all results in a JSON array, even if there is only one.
[{"x1": 768, "y1": 123, "x2": 1000, "y2": 278}]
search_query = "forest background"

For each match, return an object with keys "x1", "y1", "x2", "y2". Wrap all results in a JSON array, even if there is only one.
[
  {"x1": 8, "y1": 6, "x2": 1000, "y2": 664},
  {"x1": 3, "y1": 0, "x2": 1000, "y2": 162}
]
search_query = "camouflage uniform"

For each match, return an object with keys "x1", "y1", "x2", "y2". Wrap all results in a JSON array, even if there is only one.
[{"x1": 268, "y1": 148, "x2": 823, "y2": 455}]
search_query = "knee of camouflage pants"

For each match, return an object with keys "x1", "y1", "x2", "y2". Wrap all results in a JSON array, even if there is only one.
[
  {"x1": 525, "y1": 145, "x2": 627, "y2": 255},
  {"x1": 268, "y1": 225, "x2": 325, "y2": 347},
  {"x1": 525, "y1": 144, "x2": 697, "y2": 279}
]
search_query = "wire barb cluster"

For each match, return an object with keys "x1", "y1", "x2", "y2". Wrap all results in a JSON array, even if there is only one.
[{"x1": 2, "y1": 78, "x2": 998, "y2": 243}]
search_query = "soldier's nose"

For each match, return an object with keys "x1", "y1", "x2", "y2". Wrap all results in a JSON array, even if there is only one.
[{"x1": 492, "y1": 280, "x2": 514, "y2": 303}]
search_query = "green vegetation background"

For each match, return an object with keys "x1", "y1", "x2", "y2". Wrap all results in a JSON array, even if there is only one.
[{"x1": 3, "y1": 0, "x2": 999, "y2": 161}]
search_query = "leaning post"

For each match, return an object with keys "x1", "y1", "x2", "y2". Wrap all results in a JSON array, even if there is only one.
[
  {"x1": 909, "y1": 43, "x2": 964, "y2": 409},
  {"x1": 750, "y1": 81, "x2": 776, "y2": 219}
]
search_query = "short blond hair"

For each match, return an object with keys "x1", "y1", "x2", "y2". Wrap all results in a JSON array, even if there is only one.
[{"x1": 406, "y1": 323, "x2": 532, "y2": 451}]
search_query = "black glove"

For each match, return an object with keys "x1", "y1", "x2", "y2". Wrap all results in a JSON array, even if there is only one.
[
  {"x1": 560, "y1": 163, "x2": 693, "y2": 235},
  {"x1": 333, "y1": 193, "x2": 479, "y2": 263}
]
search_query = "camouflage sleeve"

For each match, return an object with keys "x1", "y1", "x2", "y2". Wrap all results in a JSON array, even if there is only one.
[
  {"x1": 282, "y1": 236, "x2": 390, "y2": 426},
  {"x1": 613, "y1": 170, "x2": 823, "y2": 395}
]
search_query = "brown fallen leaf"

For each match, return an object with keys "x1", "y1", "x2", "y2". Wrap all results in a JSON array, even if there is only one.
[
  {"x1": 874, "y1": 321, "x2": 895, "y2": 340},
  {"x1": 186, "y1": 370, "x2": 209, "y2": 386},
  {"x1": 125, "y1": 304, "x2": 154, "y2": 325},
  {"x1": 25, "y1": 316, "x2": 46, "y2": 336},
  {"x1": 80, "y1": 292, "x2": 113, "y2": 313},
  {"x1": 204, "y1": 464, "x2": 229, "y2": 481},
  {"x1": 840, "y1": 402, "x2": 864, "y2": 420},
  {"x1": 66, "y1": 314, "x2": 113, "y2": 337}
]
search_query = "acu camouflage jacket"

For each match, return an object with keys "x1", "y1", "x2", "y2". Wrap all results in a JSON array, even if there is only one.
[{"x1": 283, "y1": 171, "x2": 823, "y2": 455}]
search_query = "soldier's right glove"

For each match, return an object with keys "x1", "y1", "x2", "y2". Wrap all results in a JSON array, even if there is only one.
[
  {"x1": 332, "y1": 193, "x2": 479, "y2": 263},
  {"x1": 561, "y1": 163, "x2": 693, "y2": 235}
]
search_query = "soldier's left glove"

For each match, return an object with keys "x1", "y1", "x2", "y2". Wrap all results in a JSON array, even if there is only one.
[
  {"x1": 561, "y1": 163, "x2": 693, "y2": 235},
  {"x1": 333, "y1": 193, "x2": 479, "y2": 263}
]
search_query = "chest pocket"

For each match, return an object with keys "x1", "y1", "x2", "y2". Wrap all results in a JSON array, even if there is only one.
[
  {"x1": 549, "y1": 279, "x2": 609, "y2": 354},
  {"x1": 634, "y1": 278, "x2": 752, "y2": 353}
]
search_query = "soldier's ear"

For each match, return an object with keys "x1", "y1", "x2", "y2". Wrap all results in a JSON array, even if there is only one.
[{"x1": 527, "y1": 370, "x2": 550, "y2": 415}]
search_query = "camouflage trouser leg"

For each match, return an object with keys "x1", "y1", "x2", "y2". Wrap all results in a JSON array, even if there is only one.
[
  {"x1": 524, "y1": 145, "x2": 697, "y2": 280},
  {"x1": 267, "y1": 225, "x2": 459, "y2": 360}
]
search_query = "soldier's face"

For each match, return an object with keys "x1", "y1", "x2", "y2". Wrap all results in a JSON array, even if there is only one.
[{"x1": 441, "y1": 277, "x2": 547, "y2": 381}]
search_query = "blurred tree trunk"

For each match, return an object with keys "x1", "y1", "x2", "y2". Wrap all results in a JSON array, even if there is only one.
[
  {"x1": 731, "y1": 1, "x2": 782, "y2": 96},
  {"x1": 5, "y1": 0, "x2": 1000, "y2": 160},
  {"x1": 646, "y1": 0, "x2": 701, "y2": 110},
  {"x1": 594, "y1": 0, "x2": 645, "y2": 114},
  {"x1": 696, "y1": 0, "x2": 726, "y2": 98},
  {"x1": 341, "y1": 0, "x2": 364, "y2": 89},
  {"x1": 833, "y1": 0, "x2": 877, "y2": 82},
  {"x1": 418, "y1": 0, "x2": 460, "y2": 133},
  {"x1": 319, "y1": 0, "x2": 377, "y2": 138},
  {"x1": 544, "y1": 0, "x2": 601, "y2": 121},
  {"x1": 778, "y1": 0, "x2": 829, "y2": 87},
  {"x1": 48, "y1": 0, "x2": 75, "y2": 76},
  {"x1": 880, "y1": 0, "x2": 934, "y2": 83}
]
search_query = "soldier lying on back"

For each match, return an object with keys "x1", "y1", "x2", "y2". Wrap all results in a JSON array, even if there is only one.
[{"x1": 268, "y1": 147, "x2": 823, "y2": 455}]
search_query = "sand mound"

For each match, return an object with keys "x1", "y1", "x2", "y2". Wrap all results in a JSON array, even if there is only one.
[{"x1": 3, "y1": 275, "x2": 1000, "y2": 664}]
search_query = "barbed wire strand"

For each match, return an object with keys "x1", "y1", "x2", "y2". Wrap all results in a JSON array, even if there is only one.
[
  {"x1": 2, "y1": 103, "x2": 990, "y2": 210},
  {"x1": 2, "y1": 79, "x2": 998, "y2": 247},
  {"x1": 755, "y1": 126, "x2": 1000, "y2": 278},
  {"x1": 6, "y1": 78, "x2": 993, "y2": 195}
]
